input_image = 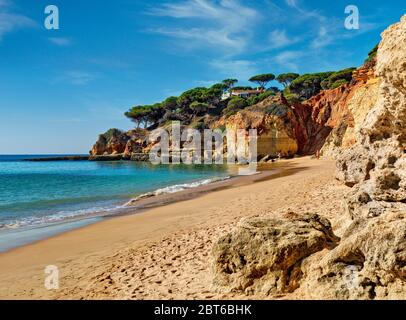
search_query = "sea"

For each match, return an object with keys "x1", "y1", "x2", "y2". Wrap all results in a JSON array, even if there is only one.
[{"x1": 0, "y1": 155, "x2": 231, "y2": 251}]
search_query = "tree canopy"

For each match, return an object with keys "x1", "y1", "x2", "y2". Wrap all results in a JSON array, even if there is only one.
[
  {"x1": 276, "y1": 73, "x2": 300, "y2": 87},
  {"x1": 189, "y1": 101, "x2": 211, "y2": 115},
  {"x1": 222, "y1": 79, "x2": 238, "y2": 91},
  {"x1": 223, "y1": 96, "x2": 247, "y2": 118},
  {"x1": 125, "y1": 83, "x2": 225, "y2": 127},
  {"x1": 365, "y1": 44, "x2": 379, "y2": 63},
  {"x1": 249, "y1": 73, "x2": 275, "y2": 89},
  {"x1": 286, "y1": 67, "x2": 356, "y2": 100}
]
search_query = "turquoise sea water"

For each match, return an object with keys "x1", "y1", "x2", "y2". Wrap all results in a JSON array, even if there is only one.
[{"x1": 0, "y1": 155, "x2": 230, "y2": 232}]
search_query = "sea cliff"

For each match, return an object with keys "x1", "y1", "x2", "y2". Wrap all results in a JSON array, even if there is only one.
[{"x1": 90, "y1": 54, "x2": 379, "y2": 162}]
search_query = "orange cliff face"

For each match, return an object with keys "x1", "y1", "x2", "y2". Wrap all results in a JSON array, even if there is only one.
[
  {"x1": 222, "y1": 95, "x2": 299, "y2": 159},
  {"x1": 89, "y1": 59, "x2": 380, "y2": 161},
  {"x1": 292, "y1": 59, "x2": 379, "y2": 156}
]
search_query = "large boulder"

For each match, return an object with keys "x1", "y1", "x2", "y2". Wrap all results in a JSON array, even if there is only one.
[
  {"x1": 212, "y1": 213, "x2": 339, "y2": 295},
  {"x1": 301, "y1": 211, "x2": 406, "y2": 299}
]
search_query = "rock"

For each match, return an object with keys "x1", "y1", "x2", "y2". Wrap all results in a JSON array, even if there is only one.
[
  {"x1": 212, "y1": 213, "x2": 339, "y2": 295},
  {"x1": 88, "y1": 154, "x2": 124, "y2": 161},
  {"x1": 90, "y1": 129, "x2": 129, "y2": 156},
  {"x1": 299, "y1": 15, "x2": 406, "y2": 300},
  {"x1": 224, "y1": 95, "x2": 299, "y2": 158},
  {"x1": 337, "y1": 14, "x2": 406, "y2": 219},
  {"x1": 294, "y1": 60, "x2": 378, "y2": 157},
  {"x1": 301, "y1": 211, "x2": 406, "y2": 300}
]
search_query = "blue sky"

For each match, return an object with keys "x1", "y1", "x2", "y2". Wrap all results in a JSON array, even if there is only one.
[{"x1": 0, "y1": 0, "x2": 404, "y2": 154}]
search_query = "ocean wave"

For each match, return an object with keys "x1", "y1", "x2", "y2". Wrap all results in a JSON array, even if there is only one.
[
  {"x1": 125, "y1": 176, "x2": 231, "y2": 205},
  {"x1": 0, "y1": 176, "x2": 230, "y2": 231},
  {"x1": 0, "y1": 205, "x2": 123, "y2": 231}
]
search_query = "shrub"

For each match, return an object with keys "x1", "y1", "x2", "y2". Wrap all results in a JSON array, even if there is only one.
[
  {"x1": 365, "y1": 44, "x2": 379, "y2": 63},
  {"x1": 223, "y1": 97, "x2": 247, "y2": 117},
  {"x1": 247, "y1": 91, "x2": 275, "y2": 106},
  {"x1": 321, "y1": 68, "x2": 355, "y2": 90}
]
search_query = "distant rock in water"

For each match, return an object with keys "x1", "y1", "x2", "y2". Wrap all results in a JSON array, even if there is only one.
[
  {"x1": 26, "y1": 156, "x2": 89, "y2": 162},
  {"x1": 90, "y1": 128, "x2": 149, "y2": 161}
]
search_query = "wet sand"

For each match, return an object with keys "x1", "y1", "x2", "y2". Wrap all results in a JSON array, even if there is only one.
[{"x1": 0, "y1": 157, "x2": 348, "y2": 299}]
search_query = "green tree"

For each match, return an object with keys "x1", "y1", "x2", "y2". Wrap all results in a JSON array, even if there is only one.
[
  {"x1": 189, "y1": 101, "x2": 210, "y2": 115},
  {"x1": 222, "y1": 79, "x2": 238, "y2": 91},
  {"x1": 365, "y1": 44, "x2": 379, "y2": 63},
  {"x1": 288, "y1": 72, "x2": 334, "y2": 100},
  {"x1": 161, "y1": 96, "x2": 178, "y2": 110},
  {"x1": 276, "y1": 73, "x2": 300, "y2": 88},
  {"x1": 249, "y1": 73, "x2": 275, "y2": 89},
  {"x1": 320, "y1": 68, "x2": 356, "y2": 90},
  {"x1": 247, "y1": 91, "x2": 275, "y2": 106}
]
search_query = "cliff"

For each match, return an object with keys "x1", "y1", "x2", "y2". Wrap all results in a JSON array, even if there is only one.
[
  {"x1": 221, "y1": 95, "x2": 298, "y2": 158},
  {"x1": 90, "y1": 59, "x2": 378, "y2": 161},
  {"x1": 212, "y1": 15, "x2": 406, "y2": 300}
]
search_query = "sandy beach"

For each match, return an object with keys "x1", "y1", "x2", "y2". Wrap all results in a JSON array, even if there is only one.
[{"x1": 0, "y1": 157, "x2": 349, "y2": 300}]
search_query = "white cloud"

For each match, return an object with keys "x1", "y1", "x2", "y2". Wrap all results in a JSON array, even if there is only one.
[
  {"x1": 209, "y1": 59, "x2": 258, "y2": 81},
  {"x1": 268, "y1": 29, "x2": 300, "y2": 49},
  {"x1": 49, "y1": 37, "x2": 73, "y2": 47},
  {"x1": 0, "y1": 1, "x2": 35, "y2": 41},
  {"x1": 148, "y1": 0, "x2": 260, "y2": 54},
  {"x1": 274, "y1": 51, "x2": 303, "y2": 72},
  {"x1": 285, "y1": 0, "x2": 299, "y2": 8}
]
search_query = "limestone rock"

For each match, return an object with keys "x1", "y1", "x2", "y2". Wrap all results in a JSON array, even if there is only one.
[
  {"x1": 210, "y1": 15, "x2": 406, "y2": 300},
  {"x1": 301, "y1": 211, "x2": 406, "y2": 300},
  {"x1": 301, "y1": 15, "x2": 406, "y2": 299},
  {"x1": 212, "y1": 213, "x2": 339, "y2": 295},
  {"x1": 225, "y1": 95, "x2": 299, "y2": 158},
  {"x1": 337, "y1": 15, "x2": 406, "y2": 219},
  {"x1": 90, "y1": 128, "x2": 129, "y2": 156}
]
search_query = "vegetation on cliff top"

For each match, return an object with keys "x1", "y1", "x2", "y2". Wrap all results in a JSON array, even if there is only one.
[
  {"x1": 365, "y1": 44, "x2": 379, "y2": 63},
  {"x1": 125, "y1": 66, "x2": 357, "y2": 128},
  {"x1": 284, "y1": 67, "x2": 356, "y2": 102}
]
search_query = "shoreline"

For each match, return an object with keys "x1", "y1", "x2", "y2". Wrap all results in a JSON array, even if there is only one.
[
  {"x1": 0, "y1": 161, "x2": 290, "y2": 253},
  {"x1": 0, "y1": 156, "x2": 344, "y2": 299}
]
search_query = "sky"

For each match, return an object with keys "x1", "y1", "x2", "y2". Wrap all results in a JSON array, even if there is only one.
[{"x1": 0, "y1": 0, "x2": 404, "y2": 154}]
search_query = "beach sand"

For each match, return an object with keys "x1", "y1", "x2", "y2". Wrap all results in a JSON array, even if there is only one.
[{"x1": 0, "y1": 157, "x2": 349, "y2": 300}]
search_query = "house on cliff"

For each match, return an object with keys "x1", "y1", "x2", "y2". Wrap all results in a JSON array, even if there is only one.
[{"x1": 221, "y1": 88, "x2": 264, "y2": 100}]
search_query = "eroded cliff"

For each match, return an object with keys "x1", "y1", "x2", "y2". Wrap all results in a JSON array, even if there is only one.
[{"x1": 211, "y1": 15, "x2": 406, "y2": 300}]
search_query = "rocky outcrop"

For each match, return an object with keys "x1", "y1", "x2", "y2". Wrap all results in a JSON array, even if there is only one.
[
  {"x1": 212, "y1": 213, "x2": 339, "y2": 295},
  {"x1": 90, "y1": 129, "x2": 129, "y2": 156},
  {"x1": 90, "y1": 60, "x2": 379, "y2": 161},
  {"x1": 212, "y1": 15, "x2": 406, "y2": 300},
  {"x1": 292, "y1": 59, "x2": 378, "y2": 156},
  {"x1": 224, "y1": 95, "x2": 299, "y2": 158},
  {"x1": 301, "y1": 211, "x2": 406, "y2": 299},
  {"x1": 90, "y1": 128, "x2": 149, "y2": 160},
  {"x1": 337, "y1": 15, "x2": 406, "y2": 219},
  {"x1": 303, "y1": 16, "x2": 406, "y2": 299}
]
